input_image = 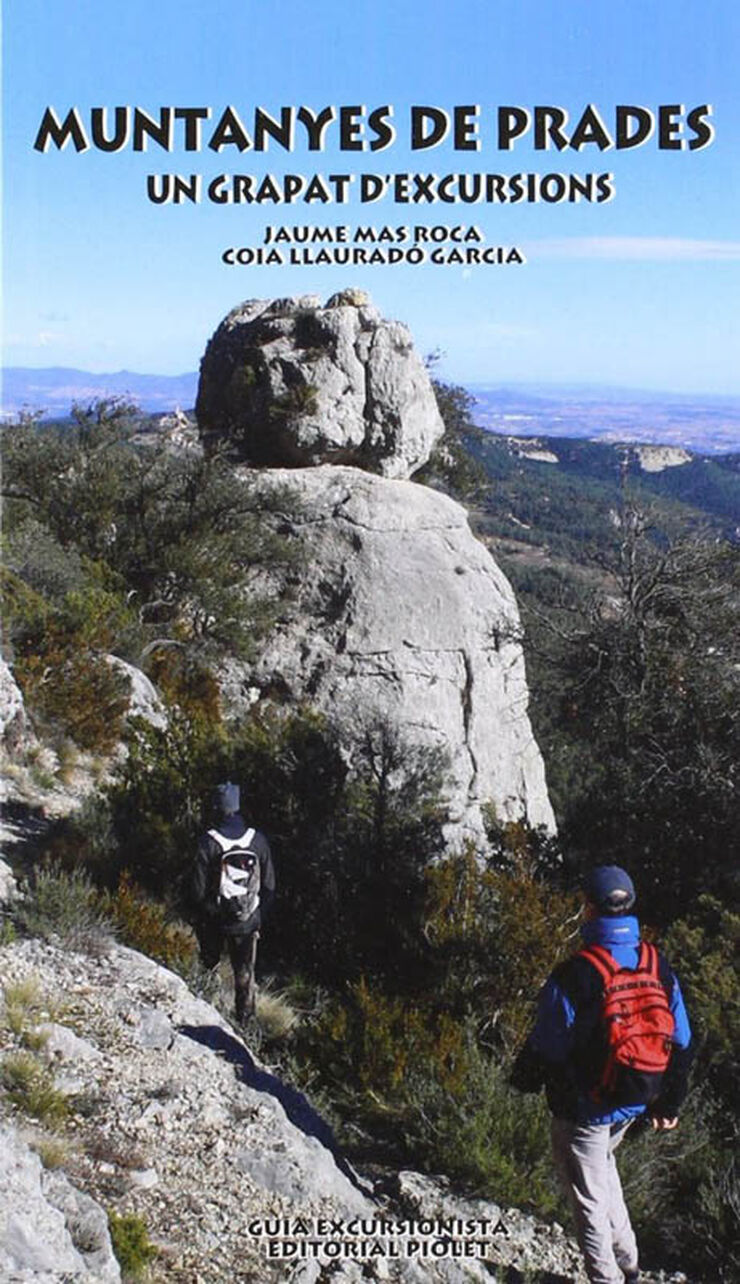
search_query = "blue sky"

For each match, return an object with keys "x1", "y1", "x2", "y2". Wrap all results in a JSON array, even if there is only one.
[{"x1": 3, "y1": 0, "x2": 740, "y2": 395}]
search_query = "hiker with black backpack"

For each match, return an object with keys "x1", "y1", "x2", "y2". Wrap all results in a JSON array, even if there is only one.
[
  {"x1": 510, "y1": 865, "x2": 692, "y2": 1284},
  {"x1": 190, "y1": 781, "x2": 275, "y2": 1024}
]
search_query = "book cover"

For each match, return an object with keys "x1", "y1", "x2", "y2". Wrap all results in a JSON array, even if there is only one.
[{"x1": 2, "y1": 4, "x2": 739, "y2": 1281}]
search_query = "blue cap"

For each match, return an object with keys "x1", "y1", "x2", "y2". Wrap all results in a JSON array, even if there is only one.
[
  {"x1": 584, "y1": 865, "x2": 635, "y2": 913},
  {"x1": 215, "y1": 781, "x2": 240, "y2": 815}
]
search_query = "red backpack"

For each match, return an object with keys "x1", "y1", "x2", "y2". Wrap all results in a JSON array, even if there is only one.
[{"x1": 579, "y1": 941, "x2": 676, "y2": 1106}]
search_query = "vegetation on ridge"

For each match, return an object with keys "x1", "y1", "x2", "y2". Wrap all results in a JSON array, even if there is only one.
[{"x1": 2, "y1": 399, "x2": 297, "y2": 748}]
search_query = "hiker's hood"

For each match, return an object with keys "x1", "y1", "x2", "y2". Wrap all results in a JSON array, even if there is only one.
[
  {"x1": 214, "y1": 814, "x2": 248, "y2": 841},
  {"x1": 581, "y1": 914, "x2": 640, "y2": 948}
]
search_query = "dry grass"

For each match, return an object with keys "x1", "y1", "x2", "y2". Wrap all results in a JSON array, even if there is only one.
[
  {"x1": 3, "y1": 974, "x2": 56, "y2": 1046},
  {"x1": 255, "y1": 982, "x2": 300, "y2": 1041},
  {"x1": 32, "y1": 1132, "x2": 72, "y2": 1169},
  {"x1": 1, "y1": 1050, "x2": 69, "y2": 1125}
]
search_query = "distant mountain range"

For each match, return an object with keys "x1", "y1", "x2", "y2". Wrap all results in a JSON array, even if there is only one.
[
  {"x1": 1, "y1": 367, "x2": 198, "y2": 418},
  {"x1": 2, "y1": 367, "x2": 740, "y2": 457}
]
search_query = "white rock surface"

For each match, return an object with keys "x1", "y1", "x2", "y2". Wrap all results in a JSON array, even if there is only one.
[
  {"x1": 0, "y1": 937, "x2": 597, "y2": 1283},
  {"x1": 0, "y1": 658, "x2": 35, "y2": 755},
  {"x1": 634, "y1": 445, "x2": 692, "y2": 473},
  {"x1": 0, "y1": 939, "x2": 373, "y2": 1283},
  {"x1": 196, "y1": 292, "x2": 445, "y2": 479},
  {"x1": 105, "y1": 656, "x2": 168, "y2": 730},
  {"x1": 0, "y1": 1123, "x2": 121, "y2": 1282},
  {"x1": 507, "y1": 437, "x2": 559, "y2": 465},
  {"x1": 221, "y1": 466, "x2": 555, "y2": 845},
  {"x1": 0, "y1": 857, "x2": 19, "y2": 906},
  {"x1": 393, "y1": 1169, "x2": 587, "y2": 1281}
]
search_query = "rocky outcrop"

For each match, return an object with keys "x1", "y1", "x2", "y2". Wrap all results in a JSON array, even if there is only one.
[
  {"x1": 198, "y1": 292, "x2": 553, "y2": 843},
  {"x1": 0, "y1": 658, "x2": 35, "y2": 756},
  {"x1": 220, "y1": 466, "x2": 555, "y2": 843},
  {"x1": 0, "y1": 657, "x2": 166, "y2": 864},
  {"x1": 391, "y1": 1170, "x2": 587, "y2": 1281},
  {"x1": 104, "y1": 656, "x2": 167, "y2": 731},
  {"x1": 0, "y1": 937, "x2": 597, "y2": 1284},
  {"x1": 196, "y1": 292, "x2": 445, "y2": 479},
  {"x1": 0, "y1": 858, "x2": 18, "y2": 906},
  {"x1": 0, "y1": 938, "x2": 368, "y2": 1283},
  {"x1": 633, "y1": 445, "x2": 692, "y2": 473},
  {"x1": 0, "y1": 1125, "x2": 121, "y2": 1282}
]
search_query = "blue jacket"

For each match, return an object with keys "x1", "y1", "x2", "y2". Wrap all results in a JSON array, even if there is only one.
[{"x1": 511, "y1": 915, "x2": 692, "y2": 1125}]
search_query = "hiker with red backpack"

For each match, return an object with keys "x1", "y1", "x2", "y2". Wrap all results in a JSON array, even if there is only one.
[
  {"x1": 190, "y1": 781, "x2": 275, "y2": 1024},
  {"x1": 510, "y1": 865, "x2": 692, "y2": 1284}
]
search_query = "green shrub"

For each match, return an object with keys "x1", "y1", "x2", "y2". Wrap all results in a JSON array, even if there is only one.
[
  {"x1": 407, "y1": 1043, "x2": 560, "y2": 1212},
  {"x1": 619, "y1": 1088, "x2": 740, "y2": 1281},
  {"x1": 2, "y1": 401, "x2": 298, "y2": 703},
  {"x1": 423, "y1": 841, "x2": 579, "y2": 1049},
  {"x1": 15, "y1": 866, "x2": 113, "y2": 950},
  {"x1": 17, "y1": 645, "x2": 131, "y2": 752},
  {"x1": 628, "y1": 897, "x2": 740, "y2": 1278},
  {"x1": 269, "y1": 382, "x2": 319, "y2": 422},
  {"x1": 108, "y1": 1210, "x2": 156, "y2": 1281},
  {"x1": 0, "y1": 919, "x2": 17, "y2": 946},
  {"x1": 315, "y1": 979, "x2": 469, "y2": 1100},
  {"x1": 3, "y1": 517, "x2": 87, "y2": 603},
  {"x1": 1, "y1": 565, "x2": 52, "y2": 644},
  {"x1": 294, "y1": 982, "x2": 560, "y2": 1212},
  {"x1": 57, "y1": 711, "x2": 227, "y2": 895},
  {"x1": 414, "y1": 376, "x2": 488, "y2": 500},
  {"x1": 146, "y1": 647, "x2": 222, "y2": 724},
  {"x1": 663, "y1": 895, "x2": 740, "y2": 1108},
  {"x1": 691, "y1": 1152, "x2": 740, "y2": 1282},
  {"x1": 2, "y1": 563, "x2": 133, "y2": 753}
]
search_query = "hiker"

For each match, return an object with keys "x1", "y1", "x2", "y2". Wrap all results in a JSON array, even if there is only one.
[
  {"x1": 190, "y1": 781, "x2": 275, "y2": 1023},
  {"x1": 510, "y1": 865, "x2": 692, "y2": 1284}
]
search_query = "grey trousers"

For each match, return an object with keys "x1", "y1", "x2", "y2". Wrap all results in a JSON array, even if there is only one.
[{"x1": 551, "y1": 1117, "x2": 639, "y2": 1284}]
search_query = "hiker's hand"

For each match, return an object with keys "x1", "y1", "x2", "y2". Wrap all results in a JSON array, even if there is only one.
[{"x1": 650, "y1": 1116, "x2": 678, "y2": 1131}]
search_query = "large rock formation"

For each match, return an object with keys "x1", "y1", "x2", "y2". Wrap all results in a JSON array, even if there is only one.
[
  {"x1": 199, "y1": 291, "x2": 554, "y2": 845},
  {"x1": 196, "y1": 291, "x2": 445, "y2": 479},
  {"x1": 220, "y1": 466, "x2": 555, "y2": 843}
]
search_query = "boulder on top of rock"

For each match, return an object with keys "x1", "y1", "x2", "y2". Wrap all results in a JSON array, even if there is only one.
[{"x1": 195, "y1": 291, "x2": 445, "y2": 479}]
